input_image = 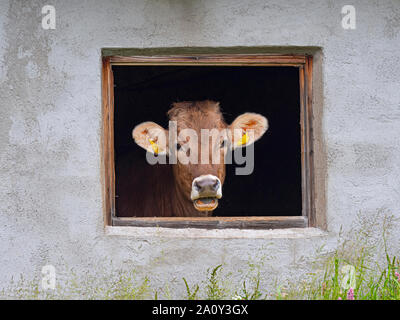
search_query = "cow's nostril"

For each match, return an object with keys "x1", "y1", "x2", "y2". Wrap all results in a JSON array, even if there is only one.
[
  {"x1": 213, "y1": 180, "x2": 219, "y2": 190},
  {"x1": 194, "y1": 181, "x2": 201, "y2": 191}
]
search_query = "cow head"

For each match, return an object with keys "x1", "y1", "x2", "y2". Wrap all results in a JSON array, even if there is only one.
[{"x1": 132, "y1": 101, "x2": 268, "y2": 214}]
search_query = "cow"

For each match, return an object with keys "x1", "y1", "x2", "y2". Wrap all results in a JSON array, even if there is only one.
[{"x1": 118, "y1": 100, "x2": 268, "y2": 217}]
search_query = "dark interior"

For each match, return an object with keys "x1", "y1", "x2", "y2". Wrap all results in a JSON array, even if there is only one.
[{"x1": 113, "y1": 65, "x2": 302, "y2": 216}]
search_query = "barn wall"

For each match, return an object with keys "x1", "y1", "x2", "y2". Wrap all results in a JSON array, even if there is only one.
[{"x1": 0, "y1": 0, "x2": 399, "y2": 297}]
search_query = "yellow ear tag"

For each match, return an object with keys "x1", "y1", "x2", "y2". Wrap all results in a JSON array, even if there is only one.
[
  {"x1": 148, "y1": 138, "x2": 159, "y2": 154},
  {"x1": 237, "y1": 131, "x2": 249, "y2": 146}
]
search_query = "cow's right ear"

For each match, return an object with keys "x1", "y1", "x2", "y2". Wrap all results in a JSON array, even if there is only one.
[{"x1": 132, "y1": 122, "x2": 169, "y2": 155}]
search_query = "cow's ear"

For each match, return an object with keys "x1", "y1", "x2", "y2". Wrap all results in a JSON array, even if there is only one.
[
  {"x1": 132, "y1": 121, "x2": 169, "y2": 155},
  {"x1": 229, "y1": 113, "x2": 268, "y2": 149}
]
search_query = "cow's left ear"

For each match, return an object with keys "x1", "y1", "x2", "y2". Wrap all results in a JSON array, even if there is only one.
[
  {"x1": 132, "y1": 121, "x2": 169, "y2": 155},
  {"x1": 229, "y1": 113, "x2": 268, "y2": 149}
]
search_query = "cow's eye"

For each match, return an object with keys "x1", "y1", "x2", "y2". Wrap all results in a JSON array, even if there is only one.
[
  {"x1": 220, "y1": 140, "x2": 227, "y2": 148},
  {"x1": 176, "y1": 143, "x2": 182, "y2": 151}
]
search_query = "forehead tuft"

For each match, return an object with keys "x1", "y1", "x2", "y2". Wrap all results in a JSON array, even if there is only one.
[{"x1": 167, "y1": 100, "x2": 226, "y2": 130}]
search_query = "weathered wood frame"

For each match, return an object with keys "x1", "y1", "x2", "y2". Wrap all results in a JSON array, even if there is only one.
[{"x1": 102, "y1": 54, "x2": 314, "y2": 229}]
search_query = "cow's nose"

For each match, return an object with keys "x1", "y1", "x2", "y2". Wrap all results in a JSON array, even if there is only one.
[
  {"x1": 191, "y1": 175, "x2": 223, "y2": 201},
  {"x1": 193, "y1": 175, "x2": 220, "y2": 193}
]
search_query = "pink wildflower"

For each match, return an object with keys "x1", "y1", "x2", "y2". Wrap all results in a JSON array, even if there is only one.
[
  {"x1": 395, "y1": 272, "x2": 400, "y2": 282},
  {"x1": 346, "y1": 288, "x2": 354, "y2": 300},
  {"x1": 338, "y1": 297, "x2": 342, "y2": 300}
]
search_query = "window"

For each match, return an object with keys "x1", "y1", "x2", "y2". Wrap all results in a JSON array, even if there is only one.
[{"x1": 102, "y1": 54, "x2": 314, "y2": 229}]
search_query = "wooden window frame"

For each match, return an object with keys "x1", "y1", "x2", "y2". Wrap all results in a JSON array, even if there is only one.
[{"x1": 102, "y1": 54, "x2": 314, "y2": 229}]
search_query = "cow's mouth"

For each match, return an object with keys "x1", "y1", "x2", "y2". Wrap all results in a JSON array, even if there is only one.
[{"x1": 193, "y1": 197, "x2": 219, "y2": 211}]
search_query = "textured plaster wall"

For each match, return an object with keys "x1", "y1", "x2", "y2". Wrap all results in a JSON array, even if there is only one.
[{"x1": 0, "y1": 0, "x2": 399, "y2": 297}]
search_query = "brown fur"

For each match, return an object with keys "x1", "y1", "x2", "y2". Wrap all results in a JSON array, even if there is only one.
[
  {"x1": 116, "y1": 156, "x2": 201, "y2": 217},
  {"x1": 169, "y1": 101, "x2": 227, "y2": 210},
  {"x1": 119, "y1": 100, "x2": 267, "y2": 217},
  {"x1": 119, "y1": 101, "x2": 226, "y2": 217}
]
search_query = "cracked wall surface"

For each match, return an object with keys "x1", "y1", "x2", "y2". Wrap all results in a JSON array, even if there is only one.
[{"x1": 0, "y1": 0, "x2": 399, "y2": 297}]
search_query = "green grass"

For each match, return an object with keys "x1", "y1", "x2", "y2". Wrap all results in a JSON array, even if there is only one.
[
  {"x1": 1, "y1": 213, "x2": 399, "y2": 300},
  {"x1": 2, "y1": 253, "x2": 398, "y2": 300},
  {"x1": 277, "y1": 212, "x2": 400, "y2": 300},
  {"x1": 2, "y1": 252, "x2": 399, "y2": 300},
  {"x1": 278, "y1": 250, "x2": 400, "y2": 300}
]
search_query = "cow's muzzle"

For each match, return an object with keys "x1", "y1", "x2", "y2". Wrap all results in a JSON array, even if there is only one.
[{"x1": 190, "y1": 175, "x2": 222, "y2": 211}]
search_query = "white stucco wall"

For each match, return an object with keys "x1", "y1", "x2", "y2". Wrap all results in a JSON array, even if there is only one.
[{"x1": 0, "y1": 0, "x2": 399, "y2": 298}]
